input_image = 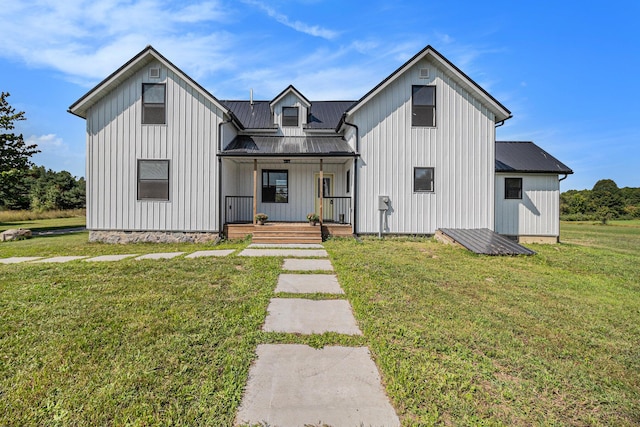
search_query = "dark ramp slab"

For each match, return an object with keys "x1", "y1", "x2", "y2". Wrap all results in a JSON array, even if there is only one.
[{"x1": 437, "y1": 228, "x2": 535, "y2": 256}]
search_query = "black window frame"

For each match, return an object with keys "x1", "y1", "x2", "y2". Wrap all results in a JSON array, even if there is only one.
[
  {"x1": 282, "y1": 106, "x2": 299, "y2": 127},
  {"x1": 412, "y1": 85, "x2": 436, "y2": 127},
  {"x1": 137, "y1": 159, "x2": 170, "y2": 201},
  {"x1": 505, "y1": 177, "x2": 523, "y2": 200},
  {"x1": 414, "y1": 167, "x2": 435, "y2": 193},
  {"x1": 346, "y1": 169, "x2": 351, "y2": 194},
  {"x1": 142, "y1": 83, "x2": 166, "y2": 125},
  {"x1": 262, "y1": 169, "x2": 289, "y2": 203}
]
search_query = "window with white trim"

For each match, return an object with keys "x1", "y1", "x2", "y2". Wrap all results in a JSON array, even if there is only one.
[
  {"x1": 414, "y1": 167, "x2": 434, "y2": 192},
  {"x1": 412, "y1": 85, "x2": 436, "y2": 127}
]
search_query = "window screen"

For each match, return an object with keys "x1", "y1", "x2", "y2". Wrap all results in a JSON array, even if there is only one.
[
  {"x1": 412, "y1": 85, "x2": 436, "y2": 127},
  {"x1": 505, "y1": 178, "x2": 523, "y2": 199},
  {"x1": 142, "y1": 83, "x2": 166, "y2": 124},
  {"x1": 414, "y1": 167, "x2": 434, "y2": 192},
  {"x1": 262, "y1": 170, "x2": 288, "y2": 203},
  {"x1": 282, "y1": 107, "x2": 299, "y2": 127},
  {"x1": 138, "y1": 160, "x2": 169, "y2": 200}
]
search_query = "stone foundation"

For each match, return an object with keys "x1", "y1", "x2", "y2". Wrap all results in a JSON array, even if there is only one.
[{"x1": 89, "y1": 230, "x2": 220, "y2": 244}]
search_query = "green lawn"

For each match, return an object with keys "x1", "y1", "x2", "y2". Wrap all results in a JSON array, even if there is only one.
[{"x1": 1, "y1": 222, "x2": 639, "y2": 426}]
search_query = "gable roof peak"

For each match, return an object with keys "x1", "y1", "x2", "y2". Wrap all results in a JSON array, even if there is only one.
[{"x1": 344, "y1": 44, "x2": 511, "y2": 123}]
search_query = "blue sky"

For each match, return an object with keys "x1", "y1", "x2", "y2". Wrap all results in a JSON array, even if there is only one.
[{"x1": 1, "y1": 0, "x2": 638, "y2": 191}]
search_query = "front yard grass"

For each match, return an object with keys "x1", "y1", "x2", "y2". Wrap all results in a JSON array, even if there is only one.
[{"x1": 1, "y1": 222, "x2": 639, "y2": 425}]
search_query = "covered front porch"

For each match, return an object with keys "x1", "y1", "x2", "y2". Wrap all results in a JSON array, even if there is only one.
[{"x1": 221, "y1": 156, "x2": 355, "y2": 227}]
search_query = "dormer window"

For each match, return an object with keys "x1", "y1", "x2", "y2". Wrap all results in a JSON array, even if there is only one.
[{"x1": 282, "y1": 107, "x2": 299, "y2": 127}]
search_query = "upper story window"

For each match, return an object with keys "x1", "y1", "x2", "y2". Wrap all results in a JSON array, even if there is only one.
[
  {"x1": 142, "y1": 83, "x2": 166, "y2": 124},
  {"x1": 412, "y1": 85, "x2": 435, "y2": 127},
  {"x1": 505, "y1": 178, "x2": 523, "y2": 199},
  {"x1": 282, "y1": 107, "x2": 299, "y2": 127}
]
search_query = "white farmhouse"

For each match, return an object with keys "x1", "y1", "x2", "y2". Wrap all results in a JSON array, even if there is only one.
[{"x1": 69, "y1": 45, "x2": 571, "y2": 245}]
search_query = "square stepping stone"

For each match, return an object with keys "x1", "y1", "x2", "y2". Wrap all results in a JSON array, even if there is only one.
[
  {"x1": 85, "y1": 254, "x2": 138, "y2": 262},
  {"x1": 135, "y1": 252, "x2": 185, "y2": 260},
  {"x1": 282, "y1": 258, "x2": 333, "y2": 271},
  {"x1": 275, "y1": 274, "x2": 344, "y2": 294},
  {"x1": 263, "y1": 298, "x2": 361, "y2": 335},
  {"x1": 185, "y1": 250, "x2": 234, "y2": 258},
  {"x1": 34, "y1": 256, "x2": 89, "y2": 263},
  {"x1": 236, "y1": 344, "x2": 400, "y2": 427},
  {"x1": 0, "y1": 257, "x2": 43, "y2": 264},
  {"x1": 248, "y1": 243, "x2": 324, "y2": 249},
  {"x1": 238, "y1": 249, "x2": 327, "y2": 257}
]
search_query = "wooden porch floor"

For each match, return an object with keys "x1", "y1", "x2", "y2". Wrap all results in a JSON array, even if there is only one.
[{"x1": 225, "y1": 222, "x2": 352, "y2": 243}]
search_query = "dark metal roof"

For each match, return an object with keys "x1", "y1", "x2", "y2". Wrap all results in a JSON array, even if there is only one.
[
  {"x1": 221, "y1": 100, "x2": 355, "y2": 130},
  {"x1": 222, "y1": 101, "x2": 274, "y2": 129},
  {"x1": 307, "y1": 101, "x2": 357, "y2": 129},
  {"x1": 438, "y1": 228, "x2": 536, "y2": 256},
  {"x1": 221, "y1": 135, "x2": 355, "y2": 157},
  {"x1": 495, "y1": 141, "x2": 573, "y2": 174}
]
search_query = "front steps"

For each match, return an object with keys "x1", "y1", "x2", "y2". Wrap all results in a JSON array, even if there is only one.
[{"x1": 250, "y1": 223, "x2": 322, "y2": 244}]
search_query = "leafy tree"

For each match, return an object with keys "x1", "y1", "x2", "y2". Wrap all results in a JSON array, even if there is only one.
[
  {"x1": 589, "y1": 179, "x2": 624, "y2": 220},
  {"x1": 0, "y1": 92, "x2": 40, "y2": 209}
]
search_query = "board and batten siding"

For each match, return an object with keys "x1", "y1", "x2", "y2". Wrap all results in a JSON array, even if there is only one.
[
  {"x1": 272, "y1": 93, "x2": 308, "y2": 137},
  {"x1": 86, "y1": 60, "x2": 224, "y2": 232},
  {"x1": 225, "y1": 161, "x2": 348, "y2": 222},
  {"x1": 352, "y1": 57, "x2": 496, "y2": 234},
  {"x1": 495, "y1": 174, "x2": 560, "y2": 237}
]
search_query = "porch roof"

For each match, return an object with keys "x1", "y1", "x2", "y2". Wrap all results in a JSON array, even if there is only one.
[{"x1": 221, "y1": 135, "x2": 356, "y2": 157}]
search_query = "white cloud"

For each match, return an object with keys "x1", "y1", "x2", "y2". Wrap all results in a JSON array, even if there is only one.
[
  {"x1": 0, "y1": 0, "x2": 232, "y2": 84},
  {"x1": 27, "y1": 134, "x2": 84, "y2": 177},
  {"x1": 241, "y1": 0, "x2": 338, "y2": 40}
]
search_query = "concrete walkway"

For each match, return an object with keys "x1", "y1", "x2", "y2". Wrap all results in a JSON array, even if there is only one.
[
  {"x1": 236, "y1": 247, "x2": 400, "y2": 426},
  {"x1": 0, "y1": 249, "x2": 235, "y2": 264}
]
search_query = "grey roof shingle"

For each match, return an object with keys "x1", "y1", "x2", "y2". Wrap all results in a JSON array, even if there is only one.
[
  {"x1": 222, "y1": 135, "x2": 355, "y2": 156},
  {"x1": 495, "y1": 141, "x2": 573, "y2": 174},
  {"x1": 220, "y1": 100, "x2": 355, "y2": 130}
]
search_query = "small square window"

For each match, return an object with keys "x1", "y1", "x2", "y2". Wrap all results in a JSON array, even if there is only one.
[
  {"x1": 414, "y1": 167, "x2": 434, "y2": 192},
  {"x1": 505, "y1": 178, "x2": 523, "y2": 199},
  {"x1": 412, "y1": 85, "x2": 435, "y2": 127},
  {"x1": 138, "y1": 160, "x2": 169, "y2": 200},
  {"x1": 142, "y1": 83, "x2": 166, "y2": 124},
  {"x1": 282, "y1": 107, "x2": 299, "y2": 127}
]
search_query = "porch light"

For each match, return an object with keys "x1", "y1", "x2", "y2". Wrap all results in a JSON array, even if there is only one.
[{"x1": 283, "y1": 159, "x2": 290, "y2": 163}]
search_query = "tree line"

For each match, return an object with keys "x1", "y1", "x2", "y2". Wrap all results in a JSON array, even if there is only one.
[
  {"x1": 561, "y1": 179, "x2": 640, "y2": 222},
  {"x1": 1, "y1": 92, "x2": 85, "y2": 212}
]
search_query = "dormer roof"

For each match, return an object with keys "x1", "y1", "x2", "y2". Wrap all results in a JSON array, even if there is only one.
[{"x1": 269, "y1": 85, "x2": 312, "y2": 110}]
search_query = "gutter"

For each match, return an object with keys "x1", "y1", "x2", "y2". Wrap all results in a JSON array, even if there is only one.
[
  {"x1": 494, "y1": 115, "x2": 512, "y2": 128},
  {"x1": 218, "y1": 115, "x2": 233, "y2": 238},
  {"x1": 559, "y1": 173, "x2": 569, "y2": 182},
  {"x1": 341, "y1": 114, "x2": 359, "y2": 235}
]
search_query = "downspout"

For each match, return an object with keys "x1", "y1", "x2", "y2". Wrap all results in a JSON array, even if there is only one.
[
  {"x1": 342, "y1": 117, "x2": 359, "y2": 236},
  {"x1": 559, "y1": 174, "x2": 568, "y2": 182},
  {"x1": 218, "y1": 115, "x2": 233, "y2": 238}
]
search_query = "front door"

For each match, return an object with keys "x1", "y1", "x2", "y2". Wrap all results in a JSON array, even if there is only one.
[{"x1": 314, "y1": 173, "x2": 334, "y2": 221}]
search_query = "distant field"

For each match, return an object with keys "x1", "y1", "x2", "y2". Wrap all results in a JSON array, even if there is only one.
[
  {"x1": 1, "y1": 221, "x2": 638, "y2": 425},
  {"x1": 0, "y1": 210, "x2": 85, "y2": 233}
]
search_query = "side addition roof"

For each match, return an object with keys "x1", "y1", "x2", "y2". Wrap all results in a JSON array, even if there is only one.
[
  {"x1": 495, "y1": 141, "x2": 573, "y2": 174},
  {"x1": 68, "y1": 45, "x2": 240, "y2": 127},
  {"x1": 341, "y1": 45, "x2": 512, "y2": 128}
]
